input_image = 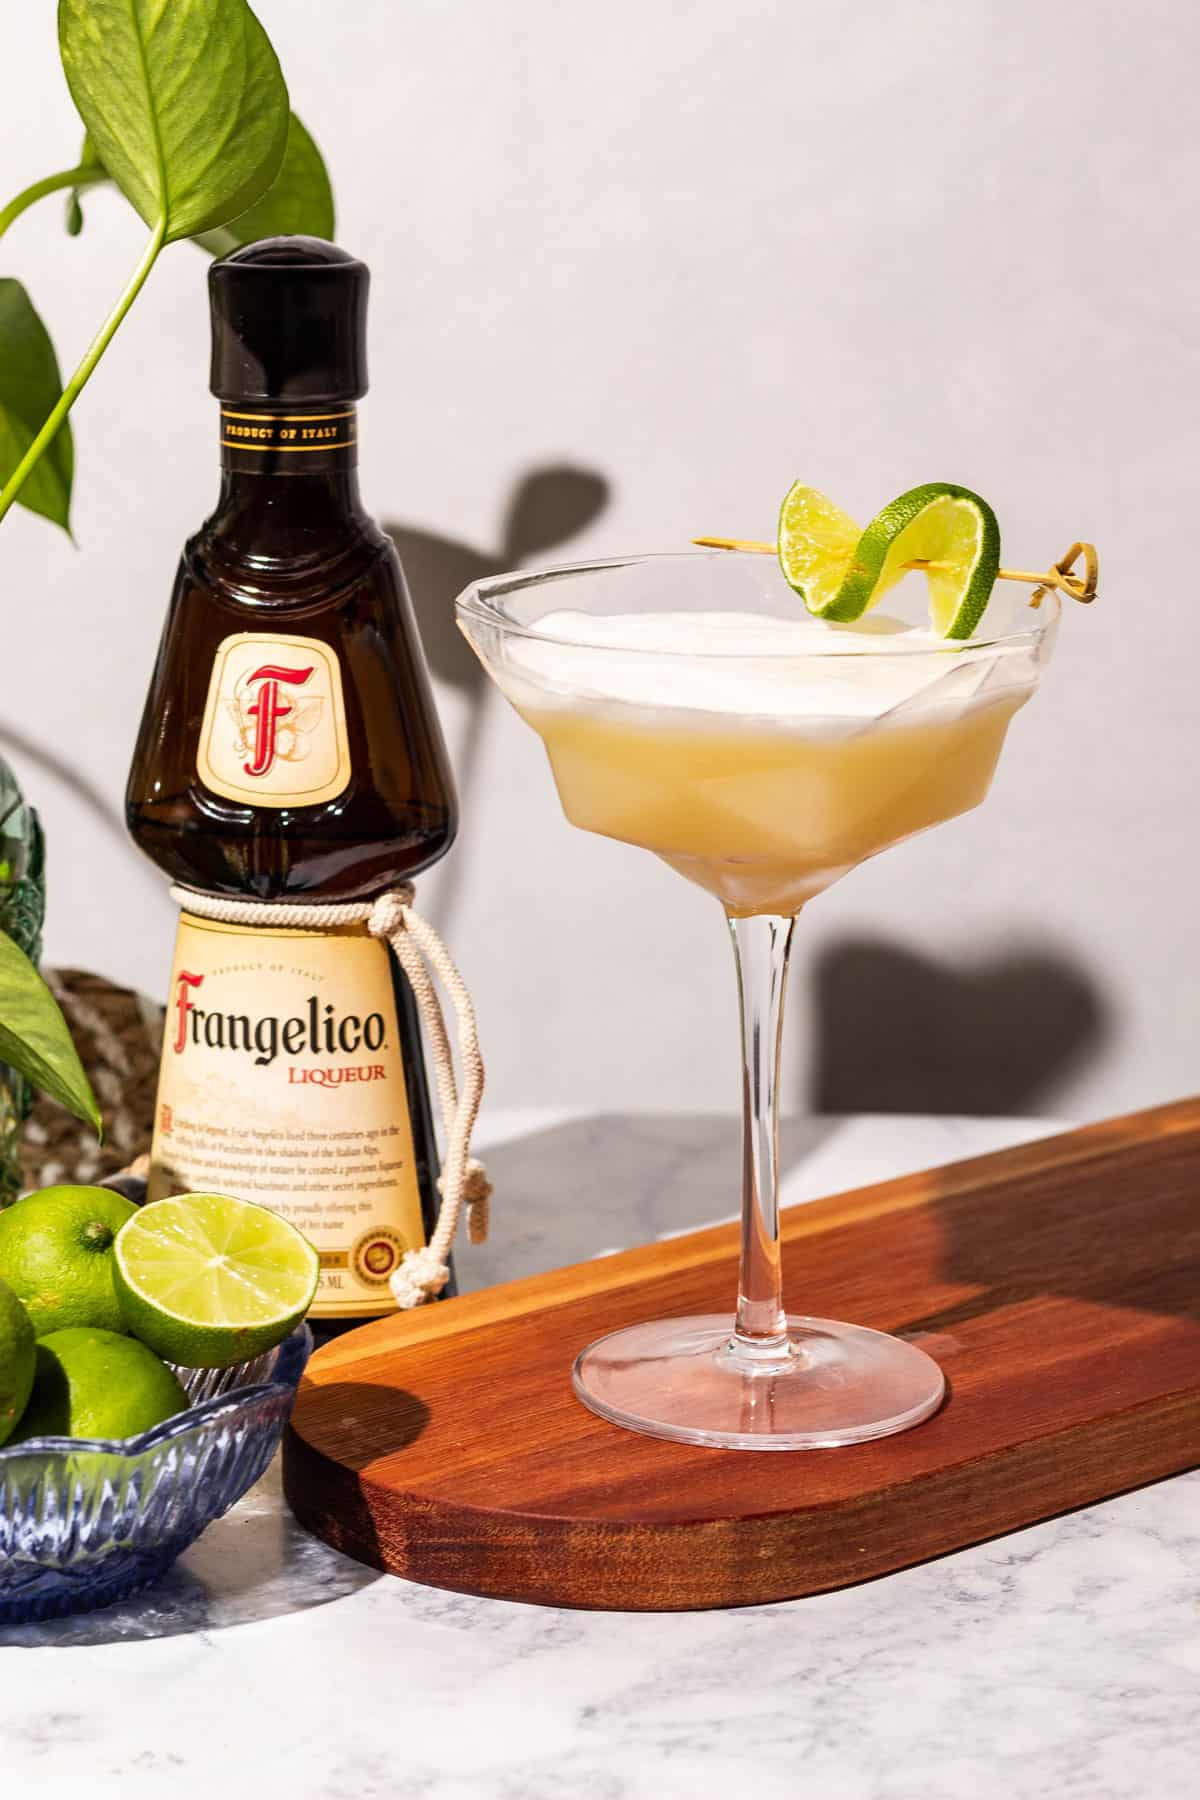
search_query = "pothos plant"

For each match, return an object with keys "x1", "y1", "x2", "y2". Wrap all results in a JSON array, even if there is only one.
[
  {"x1": 0, "y1": 0, "x2": 335, "y2": 1137},
  {"x1": 0, "y1": 933, "x2": 99, "y2": 1140}
]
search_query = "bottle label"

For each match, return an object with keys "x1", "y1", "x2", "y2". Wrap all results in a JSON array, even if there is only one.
[
  {"x1": 197, "y1": 632, "x2": 352, "y2": 808},
  {"x1": 149, "y1": 912, "x2": 429, "y2": 1319}
]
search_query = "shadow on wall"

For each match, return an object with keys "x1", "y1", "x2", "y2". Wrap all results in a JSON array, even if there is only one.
[
  {"x1": 0, "y1": 720, "x2": 127, "y2": 849},
  {"x1": 386, "y1": 463, "x2": 611, "y2": 704},
  {"x1": 809, "y1": 937, "x2": 1111, "y2": 1116},
  {"x1": 387, "y1": 463, "x2": 610, "y2": 928}
]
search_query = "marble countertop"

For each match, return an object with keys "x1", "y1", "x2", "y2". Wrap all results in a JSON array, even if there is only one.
[{"x1": 4, "y1": 1109, "x2": 1199, "y2": 1800}]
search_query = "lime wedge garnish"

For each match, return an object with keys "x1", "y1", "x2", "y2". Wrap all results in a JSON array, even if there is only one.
[
  {"x1": 778, "y1": 480, "x2": 1001, "y2": 639},
  {"x1": 113, "y1": 1193, "x2": 319, "y2": 1369},
  {"x1": 777, "y1": 484, "x2": 863, "y2": 619},
  {"x1": 864, "y1": 483, "x2": 1001, "y2": 638}
]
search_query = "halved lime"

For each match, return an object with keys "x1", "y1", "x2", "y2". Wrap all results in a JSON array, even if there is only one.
[
  {"x1": 778, "y1": 480, "x2": 1001, "y2": 638},
  {"x1": 113, "y1": 1194, "x2": 319, "y2": 1370}
]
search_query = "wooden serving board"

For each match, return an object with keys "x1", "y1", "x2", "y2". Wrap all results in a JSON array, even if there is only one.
[{"x1": 282, "y1": 1099, "x2": 1200, "y2": 1610}]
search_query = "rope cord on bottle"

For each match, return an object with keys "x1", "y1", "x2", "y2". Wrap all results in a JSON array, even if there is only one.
[{"x1": 166, "y1": 883, "x2": 491, "y2": 1308}]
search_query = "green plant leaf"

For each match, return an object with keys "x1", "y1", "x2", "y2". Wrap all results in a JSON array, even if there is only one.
[
  {"x1": 57, "y1": 0, "x2": 290, "y2": 245},
  {"x1": 0, "y1": 933, "x2": 100, "y2": 1134},
  {"x1": 0, "y1": 281, "x2": 73, "y2": 532},
  {"x1": 65, "y1": 134, "x2": 104, "y2": 237},
  {"x1": 194, "y1": 114, "x2": 335, "y2": 256}
]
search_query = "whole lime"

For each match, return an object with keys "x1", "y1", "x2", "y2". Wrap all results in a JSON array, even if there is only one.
[
  {"x1": 0, "y1": 1275, "x2": 35, "y2": 1446},
  {"x1": 0, "y1": 1185, "x2": 137, "y2": 1337},
  {"x1": 9, "y1": 1327, "x2": 187, "y2": 1443}
]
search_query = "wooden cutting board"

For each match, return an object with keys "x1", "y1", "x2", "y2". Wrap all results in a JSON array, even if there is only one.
[{"x1": 282, "y1": 1099, "x2": 1200, "y2": 1610}]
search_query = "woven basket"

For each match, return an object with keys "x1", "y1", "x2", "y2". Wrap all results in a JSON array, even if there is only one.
[{"x1": 19, "y1": 970, "x2": 162, "y2": 1192}]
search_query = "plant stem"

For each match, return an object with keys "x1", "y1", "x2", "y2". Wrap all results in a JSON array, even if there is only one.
[
  {"x1": 0, "y1": 221, "x2": 166, "y2": 530},
  {"x1": 0, "y1": 164, "x2": 108, "y2": 241}
]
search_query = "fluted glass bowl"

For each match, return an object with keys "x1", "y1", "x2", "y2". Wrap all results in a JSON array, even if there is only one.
[{"x1": 0, "y1": 1322, "x2": 312, "y2": 1622}]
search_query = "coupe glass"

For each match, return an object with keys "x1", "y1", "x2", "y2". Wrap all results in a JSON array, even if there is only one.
[{"x1": 458, "y1": 552, "x2": 1057, "y2": 1449}]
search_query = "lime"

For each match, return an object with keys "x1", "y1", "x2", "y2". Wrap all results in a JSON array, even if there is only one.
[
  {"x1": 778, "y1": 480, "x2": 1001, "y2": 638},
  {"x1": 113, "y1": 1193, "x2": 319, "y2": 1369},
  {"x1": 0, "y1": 1185, "x2": 137, "y2": 1338},
  {"x1": 857, "y1": 483, "x2": 1001, "y2": 639},
  {"x1": 9, "y1": 1327, "x2": 187, "y2": 1443},
  {"x1": 777, "y1": 483, "x2": 863, "y2": 619},
  {"x1": 0, "y1": 1276, "x2": 35, "y2": 1446}
]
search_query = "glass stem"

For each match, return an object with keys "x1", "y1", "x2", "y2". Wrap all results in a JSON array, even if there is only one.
[{"x1": 728, "y1": 911, "x2": 796, "y2": 1360}]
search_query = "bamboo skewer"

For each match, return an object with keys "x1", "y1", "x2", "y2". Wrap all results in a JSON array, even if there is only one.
[
  {"x1": 691, "y1": 536, "x2": 1099, "y2": 605},
  {"x1": 692, "y1": 537, "x2": 778, "y2": 554}
]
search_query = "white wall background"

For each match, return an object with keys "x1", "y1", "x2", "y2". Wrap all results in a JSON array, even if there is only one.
[{"x1": 1, "y1": 0, "x2": 1192, "y2": 1123}]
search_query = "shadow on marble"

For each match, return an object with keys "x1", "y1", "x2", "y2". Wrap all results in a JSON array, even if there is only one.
[
  {"x1": 810, "y1": 936, "x2": 1111, "y2": 1117},
  {"x1": 0, "y1": 1460, "x2": 377, "y2": 1649},
  {"x1": 457, "y1": 1112, "x2": 838, "y2": 1293}
]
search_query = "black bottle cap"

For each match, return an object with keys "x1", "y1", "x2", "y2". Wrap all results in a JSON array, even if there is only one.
[{"x1": 209, "y1": 236, "x2": 369, "y2": 404}]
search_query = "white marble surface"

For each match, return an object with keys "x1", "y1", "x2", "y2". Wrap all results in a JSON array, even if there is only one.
[{"x1": 6, "y1": 1109, "x2": 1199, "y2": 1800}]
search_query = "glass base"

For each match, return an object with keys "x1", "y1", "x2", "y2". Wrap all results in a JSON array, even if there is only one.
[{"x1": 573, "y1": 1314, "x2": 945, "y2": 1450}]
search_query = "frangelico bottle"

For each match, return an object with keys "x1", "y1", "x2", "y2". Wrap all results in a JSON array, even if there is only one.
[{"x1": 126, "y1": 237, "x2": 458, "y2": 1328}]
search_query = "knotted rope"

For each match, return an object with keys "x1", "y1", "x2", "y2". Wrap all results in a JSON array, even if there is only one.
[{"x1": 168, "y1": 883, "x2": 491, "y2": 1307}]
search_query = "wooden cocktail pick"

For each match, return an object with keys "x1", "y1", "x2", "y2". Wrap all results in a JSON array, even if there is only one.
[{"x1": 691, "y1": 537, "x2": 1099, "y2": 606}]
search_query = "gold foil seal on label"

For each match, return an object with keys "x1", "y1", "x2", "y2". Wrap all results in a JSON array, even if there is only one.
[
  {"x1": 150, "y1": 912, "x2": 427, "y2": 1320},
  {"x1": 196, "y1": 631, "x2": 352, "y2": 808}
]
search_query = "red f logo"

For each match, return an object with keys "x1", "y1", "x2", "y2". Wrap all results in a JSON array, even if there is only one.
[
  {"x1": 173, "y1": 970, "x2": 204, "y2": 1053},
  {"x1": 243, "y1": 664, "x2": 314, "y2": 778}
]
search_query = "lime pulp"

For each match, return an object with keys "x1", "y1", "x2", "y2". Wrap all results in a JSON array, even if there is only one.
[{"x1": 113, "y1": 1193, "x2": 319, "y2": 1370}]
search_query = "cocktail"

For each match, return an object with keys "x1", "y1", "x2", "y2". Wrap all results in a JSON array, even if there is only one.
[{"x1": 457, "y1": 484, "x2": 1075, "y2": 1449}]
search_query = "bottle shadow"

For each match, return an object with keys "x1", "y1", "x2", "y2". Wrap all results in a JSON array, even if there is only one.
[
  {"x1": 385, "y1": 461, "x2": 609, "y2": 926},
  {"x1": 386, "y1": 463, "x2": 610, "y2": 705}
]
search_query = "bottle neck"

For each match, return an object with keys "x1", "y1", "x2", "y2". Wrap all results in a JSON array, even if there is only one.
[{"x1": 214, "y1": 403, "x2": 366, "y2": 549}]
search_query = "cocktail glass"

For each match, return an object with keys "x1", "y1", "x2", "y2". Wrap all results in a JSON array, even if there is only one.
[{"x1": 457, "y1": 551, "x2": 1058, "y2": 1449}]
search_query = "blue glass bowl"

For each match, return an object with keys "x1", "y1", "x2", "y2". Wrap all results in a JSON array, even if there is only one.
[{"x1": 0, "y1": 1322, "x2": 312, "y2": 1622}]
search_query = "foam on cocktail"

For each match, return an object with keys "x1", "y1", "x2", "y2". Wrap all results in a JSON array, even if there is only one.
[
  {"x1": 502, "y1": 608, "x2": 1012, "y2": 727},
  {"x1": 493, "y1": 608, "x2": 1036, "y2": 916}
]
